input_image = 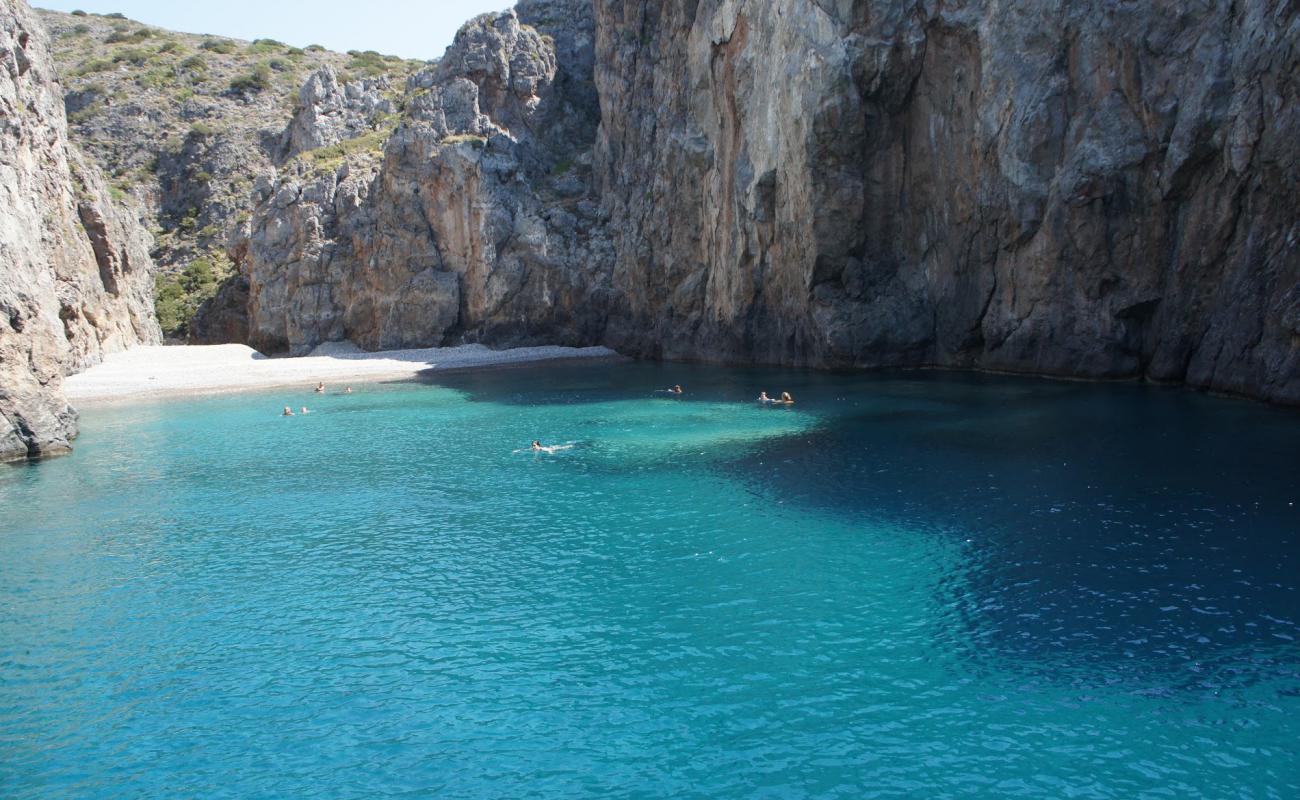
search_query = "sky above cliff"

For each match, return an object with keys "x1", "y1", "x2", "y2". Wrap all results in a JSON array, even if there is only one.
[{"x1": 34, "y1": 0, "x2": 508, "y2": 60}]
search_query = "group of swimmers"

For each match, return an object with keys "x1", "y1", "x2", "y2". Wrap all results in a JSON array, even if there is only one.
[
  {"x1": 526, "y1": 383, "x2": 795, "y2": 452},
  {"x1": 657, "y1": 384, "x2": 792, "y2": 404},
  {"x1": 282, "y1": 382, "x2": 354, "y2": 415}
]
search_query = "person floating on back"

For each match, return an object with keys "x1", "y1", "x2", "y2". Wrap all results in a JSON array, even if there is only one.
[
  {"x1": 315, "y1": 381, "x2": 325, "y2": 393},
  {"x1": 282, "y1": 406, "x2": 294, "y2": 416}
]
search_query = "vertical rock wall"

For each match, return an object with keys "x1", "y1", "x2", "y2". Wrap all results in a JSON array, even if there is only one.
[
  {"x1": 591, "y1": 0, "x2": 1299, "y2": 403},
  {"x1": 0, "y1": 0, "x2": 159, "y2": 461}
]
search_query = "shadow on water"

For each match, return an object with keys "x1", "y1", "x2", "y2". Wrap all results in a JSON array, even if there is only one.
[
  {"x1": 724, "y1": 373, "x2": 1300, "y2": 691},
  {"x1": 434, "y1": 361, "x2": 1300, "y2": 691}
]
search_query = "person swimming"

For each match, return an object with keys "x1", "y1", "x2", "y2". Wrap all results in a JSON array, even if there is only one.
[
  {"x1": 758, "y1": 391, "x2": 776, "y2": 403},
  {"x1": 315, "y1": 381, "x2": 325, "y2": 393},
  {"x1": 520, "y1": 440, "x2": 574, "y2": 454},
  {"x1": 282, "y1": 406, "x2": 294, "y2": 416},
  {"x1": 300, "y1": 407, "x2": 310, "y2": 414},
  {"x1": 344, "y1": 386, "x2": 353, "y2": 394},
  {"x1": 779, "y1": 391, "x2": 794, "y2": 404},
  {"x1": 656, "y1": 384, "x2": 684, "y2": 395}
]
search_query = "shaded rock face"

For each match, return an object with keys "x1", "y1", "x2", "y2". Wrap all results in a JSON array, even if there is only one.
[
  {"x1": 239, "y1": 0, "x2": 1298, "y2": 403},
  {"x1": 591, "y1": 0, "x2": 1299, "y2": 403},
  {"x1": 0, "y1": 0, "x2": 159, "y2": 461},
  {"x1": 241, "y1": 4, "x2": 609, "y2": 356}
]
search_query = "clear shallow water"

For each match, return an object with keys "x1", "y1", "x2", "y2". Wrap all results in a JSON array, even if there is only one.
[{"x1": 1, "y1": 362, "x2": 1297, "y2": 798}]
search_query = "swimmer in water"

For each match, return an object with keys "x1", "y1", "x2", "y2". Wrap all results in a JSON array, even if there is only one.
[
  {"x1": 282, "y1": 406, "x2": 294, "y2": 416},
  {"x1": 780, "y1": 391, "x2": 794, "y2": 404},
  {"x1": 519, "y1": 440, "x2": 574, "y2": 454},
  {"x1": 758, "y1": 391, "x2": 775, "y2": 403},
  {"x1": 300, "y1": 407, "x2": 310, "y2": 414},
  {"x1": 315, "y1": 381, "x2": 325, "y2": 393},
  {"x1": 344, "y1": 386, "x2": 353, "y2": 394}
]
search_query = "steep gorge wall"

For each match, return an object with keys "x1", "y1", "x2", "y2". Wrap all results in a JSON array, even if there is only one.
[
  {"x1": 229, "y1": 0, "x2": 1298, "y2": 404},
  {"x1": 0, "y1": 0, "x2": 159, "y2": 461},
  {"x1": 591, "y1": 0, "x2": 1299, "y2": 403}
]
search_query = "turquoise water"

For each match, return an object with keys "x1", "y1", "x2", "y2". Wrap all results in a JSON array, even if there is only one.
[{"x1": 2, "y1": 362, "x2": 1298, "y2": 798}]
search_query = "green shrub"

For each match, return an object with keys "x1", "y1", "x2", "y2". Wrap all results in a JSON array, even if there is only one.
[
  {"x1": 298, "y1": 127, "x2": 392, "y2": 173},
  {"x1": 345, "y1": 50, "x2": 393, "y2": 77},
  {"x1": 67, "y1": 101, "x2": 103, "y2": 124},
  {"x1": 228, "y1": 65, "x2": 272, "y2": 93},
  {"x1": 267, "y1": 57, "x2": 290, "y2": 72},
  {"x1": 105, "y1": 12, "x2": 127, "y2": 19},
  {"x1": 193, "y1": 171, "x2": 214, "y2": 184},
  {"x1": 200, "y1": 38, "x2": 236, "y2": 54},
  {"x1": 157, "y1": 40, "x2": 182, "y2": 54},
  {"x1": 154, "y1": 252, "x2": 234, "y2": 337},
  {"x1": 106, "y1": 27, "x2": 152, "y2": 44},
  {"x1": 245, "y1": 38, "x2": 284, "y2": 55},
  {"x1": 112, "y1": 47, "x2": 153, "y2": 66},
  {"x1": 71, "y1": 9, "x2": 87, "y2": 15},
  {"x1": 179, "y1": 54, "x2": 206, "y2": 74},
  {"x1": 136, "y1": 67, "x2": 173, "y2": 89},
  {"x1": 189, "y1": 121, "x2": 217, "y2": 137},
  {"x1": 77, "y1": 58, "x2": 113, "y2": 74},
  {"x1": 305, "y1": 44, "x2": 325, "y2": 52}
]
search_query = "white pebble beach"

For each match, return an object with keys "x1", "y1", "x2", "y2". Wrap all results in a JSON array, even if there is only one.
[{"x1": 64, "y1": 342, "x2": 623, "y2": 404}]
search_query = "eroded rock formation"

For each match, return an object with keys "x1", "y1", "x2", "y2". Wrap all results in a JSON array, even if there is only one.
[
  {"x1": 0, "y1": 0, "x2": 159, "y2": 461},
  {"x1": 231, "y1": 2, "x2": 609, "y2": 356}
]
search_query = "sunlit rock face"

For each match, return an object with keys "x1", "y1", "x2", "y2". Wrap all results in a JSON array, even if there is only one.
[
  {"x1": 239, "y1": 3, "x2": 609, "y2": 356},
  {"x1": 0, "y1": 0, "x2": 159, "y2": 461},
  {"x1": 239, "y1": 0, "x2": 1298, "y2": 403}
]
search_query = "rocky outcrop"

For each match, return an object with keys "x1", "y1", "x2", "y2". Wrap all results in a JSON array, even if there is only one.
[
  {"x1": 0, "y1": 0, "x2": 159, "y2": 461},
  {"x1": 280, "y1": 67, "x2": 395, "y2": 160},
  {"x1": 237, "y1": 3, "x2": 609, "y2": 356},
  {"x1": 223, "y1": 0, "x2": 1300, "y2": 404}
]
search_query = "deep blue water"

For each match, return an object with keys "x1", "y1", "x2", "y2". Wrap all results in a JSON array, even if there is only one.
[{"x1": 1, "y1": 362, "x2": 1297, "y2": 798}]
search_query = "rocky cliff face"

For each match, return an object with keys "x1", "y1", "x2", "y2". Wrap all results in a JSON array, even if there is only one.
[
  {"x1": 231, "y1": 1, "x2": 610, "y2": 356},
  {"x1": 231, "y1": 0, "x2": 1297, "y2": 404},
  {"x1": 590, "y1": 0, "x2": 1299, "y2": 403},
  {"x1": 0, "y1": 0, "x2": 159, "y2": 461}
]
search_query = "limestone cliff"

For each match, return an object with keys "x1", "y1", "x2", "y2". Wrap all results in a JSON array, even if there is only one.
[
  {"x1": 230, "y1": 0, "x2": 1297, "y2": 404},
  {"x1": 0, "y1": 0, "x2": 159, "y2": 461},
  {"x1": 591, "y1": 0, "x2": 1299, "y2": 403},
  {"x1": 229, "y1": 2, "x2": 609, "y2": 356}
]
